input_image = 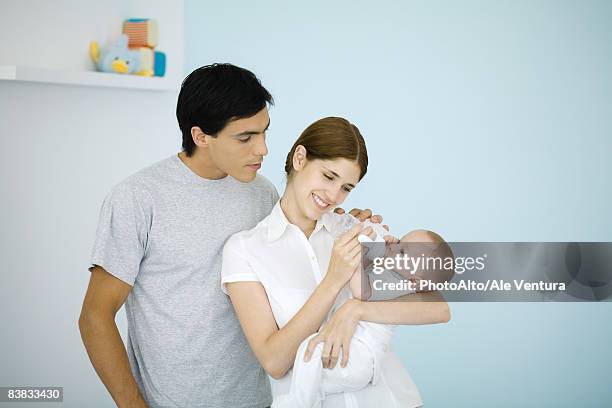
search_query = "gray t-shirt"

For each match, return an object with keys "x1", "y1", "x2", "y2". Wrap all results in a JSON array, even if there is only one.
[{"x1": 90, "y1": 154, "x2": 278, "y2": 408}]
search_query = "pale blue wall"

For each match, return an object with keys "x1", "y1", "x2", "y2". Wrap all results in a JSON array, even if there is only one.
[{"x1": 185, "y1": 1, "x2": 612, "y2": 406}]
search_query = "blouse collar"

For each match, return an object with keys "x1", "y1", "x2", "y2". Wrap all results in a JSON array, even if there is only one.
[{"x1": 266, "y1": 200, "x2": 336, "y2": 242}]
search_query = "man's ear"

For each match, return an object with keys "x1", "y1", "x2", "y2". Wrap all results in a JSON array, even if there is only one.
[
  {"x1": 292, "y1": 145, "x2": 307, "y2": 171},
  {"x1": 191, "y1": 126, "x2": 213, "y2": 150}
]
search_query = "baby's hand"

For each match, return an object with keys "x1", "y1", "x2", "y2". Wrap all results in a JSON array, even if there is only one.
[
  {"x1": 380, "y1": 236, "x2": 402, "y2": 261},
  {"x1": 383, "y1": 235, "x2": 399, "y2": 244}
]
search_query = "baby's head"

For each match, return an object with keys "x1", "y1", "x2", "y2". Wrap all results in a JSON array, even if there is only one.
[
  {"x1": 401, "y1": 230, "x2": 455, "y2": 290},
  {"x1": 283, "y1": 117, "x2": 368, "y2": 221}
]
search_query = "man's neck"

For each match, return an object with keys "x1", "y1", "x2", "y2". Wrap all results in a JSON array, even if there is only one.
[
  {"x1": 178, "y1": 151, "x2": 227, "y2": 180},
  {"x1": 280, "y1": 189, "x2": 317, "y2": 238}
]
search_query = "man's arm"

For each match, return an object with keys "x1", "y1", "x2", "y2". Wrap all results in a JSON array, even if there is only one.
[{"x1": 78, "y1": 266, "x2": 147, "y2": 408}]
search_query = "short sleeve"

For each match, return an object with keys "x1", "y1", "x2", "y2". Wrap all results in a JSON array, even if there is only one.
[
  {"x1": 89, "y1": 183, "x2": 150, "y2": 286},
  {"x1": 221, "y1": 234, "x2": 260, "y2": 295}
]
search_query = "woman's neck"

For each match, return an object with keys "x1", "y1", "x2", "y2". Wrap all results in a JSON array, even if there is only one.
[{"x1": 280, "y1": 188, "x2": 317, "y2": 238}]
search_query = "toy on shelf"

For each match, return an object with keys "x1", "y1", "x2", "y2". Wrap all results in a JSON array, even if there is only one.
[
  {"x1": 89, "y1": 18, "x2": 166, "y2": 77},
  {"x1": 123, "y1": 18, "x2": 159, "y2": 48}
]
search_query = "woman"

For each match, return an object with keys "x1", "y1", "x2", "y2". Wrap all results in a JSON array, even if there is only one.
[{"x1": 221, "y1": 117, "x2": 450, "y2": 407}]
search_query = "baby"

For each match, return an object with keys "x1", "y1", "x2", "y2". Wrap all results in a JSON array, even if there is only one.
[{"x1": 272, "y1": 215, "x2": 452, "y2": 408}]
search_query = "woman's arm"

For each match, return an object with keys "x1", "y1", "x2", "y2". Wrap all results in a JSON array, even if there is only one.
[
  {"x1": 226, "y1": 222, "x2": 367, "y2": 380},
  {"x1": 303, "y1": 229, "x2": 452, "y2": 368},
  {"x1": 348, "y1": 266, "x2": 372, "y2": 301},
  {"x1": 302, "y1": 291, "x2": 450, "y2": 370},
  {"x1": 226, "y1": 278, "x2": 342, "y2": 380},
  {"x1": 357, "y1": 290, "x2": 450, "y2": 325},
  {"x1": 357, "y1": 228, "x2": 452, "y2": 325}
]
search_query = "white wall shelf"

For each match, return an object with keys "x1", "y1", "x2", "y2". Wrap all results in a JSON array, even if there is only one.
[{"x1": 0, "y1": 65, "x2": 180, "y2": 91}]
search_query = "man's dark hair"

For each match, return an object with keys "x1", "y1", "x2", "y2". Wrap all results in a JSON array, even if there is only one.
[{"x1": 176, "y1": 63, "x2": 274, "y2": 156}]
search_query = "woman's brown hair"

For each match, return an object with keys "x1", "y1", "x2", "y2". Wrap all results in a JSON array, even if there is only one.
[{"x1": 284, "y1": 117, "x2": 368, "y2": 181}]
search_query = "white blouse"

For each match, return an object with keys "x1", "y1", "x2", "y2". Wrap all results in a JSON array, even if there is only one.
[{"x1": 221, "y1": 201, "x2": 423, "y2": 408}]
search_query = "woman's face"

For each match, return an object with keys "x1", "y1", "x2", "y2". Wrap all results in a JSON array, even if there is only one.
[{"x1": 290, "y1": 156, "x2": 361, "y2": 221}]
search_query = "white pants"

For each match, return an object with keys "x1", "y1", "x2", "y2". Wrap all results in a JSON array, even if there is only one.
[{"x1": 272, "y1": 330, "x2": 380, "y2": 408}]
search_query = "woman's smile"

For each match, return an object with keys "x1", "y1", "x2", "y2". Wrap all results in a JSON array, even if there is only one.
[{"x1": 311, "y1": 192, "x2": 331, "y2": 211}]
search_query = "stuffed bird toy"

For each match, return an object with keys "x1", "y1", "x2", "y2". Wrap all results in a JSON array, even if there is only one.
[{"x1": 90, "y1": 34, "x2": 153, "y2": 76}]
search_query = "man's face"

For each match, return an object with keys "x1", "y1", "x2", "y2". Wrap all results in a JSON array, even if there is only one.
[{"x1": 205, "y1": 108, "x2": 270, "y2": 182}]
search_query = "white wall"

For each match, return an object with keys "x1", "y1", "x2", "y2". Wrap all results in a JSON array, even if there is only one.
[
  {"x1": 0, "y1": 1, "x2": 183, "y2": 406},
  {"x1": 0, "y1": 0, "x2": 183, "y2": 78}
]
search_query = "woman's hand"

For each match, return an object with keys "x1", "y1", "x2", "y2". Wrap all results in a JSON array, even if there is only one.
[
  {"x1": 324, "y1": 223, "x2": 371, "y2": 290},
  {"x1": 303, "y1": 298, "x2": 363, "y2": 369}
]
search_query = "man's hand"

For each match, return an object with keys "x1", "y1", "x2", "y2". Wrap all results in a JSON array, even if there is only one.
[{"x1": 334, "y1": 207, "x2": 389, "y2": 231}]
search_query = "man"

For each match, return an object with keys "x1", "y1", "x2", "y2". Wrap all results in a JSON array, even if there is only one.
[{"x1": 78, "y1": 63, "x2": 377, "y2": 408}]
